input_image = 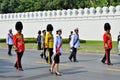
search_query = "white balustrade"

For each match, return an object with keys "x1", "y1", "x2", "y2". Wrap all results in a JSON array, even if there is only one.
[
  {"x1": 89, "y1": 7, "x2": 96, "y2": 15},
  {"x1": 0, "y1": 6, "x2": 119, "y2": 20},
  {"x1": 96, "y1": 7, "x2": 103, "y2": 15},
  {"x1": 102, "y1": 6, "x2": 109, "y2": 14},
  {"x1": 78, "y1": 8, "x2": 84, "y2": 16},
  {"x1": 109, "y1": 6, "x2": 116, "y2": 14},
  {"x1": 116, "y1": 5, "x2": 120, "y2": 14},
  {"x1": 84, "y1": 8, "x2": 90, "y2": 15}
]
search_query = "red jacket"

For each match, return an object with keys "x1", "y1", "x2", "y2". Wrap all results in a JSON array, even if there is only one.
[
  {"x1": 103, "y1": 32, "x2": 112, "y2": 49},
  {"x1": 13, "y1": 33, "x2": 25, "y2": 52}
]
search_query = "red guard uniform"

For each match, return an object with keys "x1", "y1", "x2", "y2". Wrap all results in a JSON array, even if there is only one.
[
  {"x1": 102, "y1": 32, "x2": 112, "y2": 64},
  {"x1": 13, "y1": 33, "x2": 25, "y2": 70},
  {"x1": 103, "y1": 33, "x2": 112, "y2": 50}
]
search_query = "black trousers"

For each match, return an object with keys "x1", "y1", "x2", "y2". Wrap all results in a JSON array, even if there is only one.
[
  {"x1": 46, "y1": 48, "x2": 53, "y2": 64},
  {"x1": 69, "y1": 47, "x2": 77, "y2": 61},
  {"x1": 37, "y1": 42, "x2": 41, "y2": 50},
  {"x1": 102, "y1": 49, "x2": 111, "y2": 64},
  {"x1": 40, "y1": 48, "x2": 47, "y2": 58},
  {"x1": 15, "y1": 52, "x2": 23, "y2": 69},
  {"x1": 8, "y1": 45, "x2": 13, "y2": 55}
]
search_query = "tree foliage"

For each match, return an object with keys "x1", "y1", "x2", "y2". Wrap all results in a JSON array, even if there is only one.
[{"x1": 0, "y1": 0, "x2": 119, "y2": 13}]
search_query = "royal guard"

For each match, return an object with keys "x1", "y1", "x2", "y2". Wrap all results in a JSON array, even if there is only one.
[
  {"x1": 13, "y1": 21, "x2": 25, "y2": 71},
  {"x1": 101, "y1": 23, "x2": 113, "y2": 65}
]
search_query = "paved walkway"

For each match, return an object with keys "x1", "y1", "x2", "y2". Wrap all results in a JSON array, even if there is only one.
[{"x1": 0, "y1": 48, "x2": 120, "y2": 80}]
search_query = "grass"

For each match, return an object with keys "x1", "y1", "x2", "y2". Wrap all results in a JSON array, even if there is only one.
[
  {"x1": 79, "y1": 41, "x2": 118, "y2": 53},
  {"x1": 0, "y1": 40, "x2": 118, "y2": 54},
  {"x1": 63, "y1": 41, "x2": 118, "y2": 54}
]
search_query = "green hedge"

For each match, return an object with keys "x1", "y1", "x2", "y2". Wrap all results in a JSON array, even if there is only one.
[
  {"x1": 0, "y1": 38, "x2": 6, "y2": 43},
  {"x1": 24, "y1": 38, "x2": 36, "y2": 43},
  {"x1": 0, "y1": 38, "x2": 86, "y2": 43},
  {"x1": 63, "y1": 38, "x2": 86, "y2": 43}
]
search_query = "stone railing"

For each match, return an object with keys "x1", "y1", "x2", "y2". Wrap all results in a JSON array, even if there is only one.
[{"x1": 0, "y1": 6, "x2": 120, "y2": 21}]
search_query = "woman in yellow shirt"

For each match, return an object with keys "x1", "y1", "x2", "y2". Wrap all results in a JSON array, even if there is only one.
[{"x1": 45, "y1": 24, "x2": 54, "y2": 64}]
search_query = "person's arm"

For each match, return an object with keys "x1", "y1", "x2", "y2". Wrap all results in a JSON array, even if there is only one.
[
  {"x1": 103, "y1": 34, "x2": 108, "y2": 49},
  {"x1": 13, "y1": 35, "x2": 18, "y2": 51},
  {"x1": 53, "y1": 36, "x2": 58, "y2": 55},
  {"x1": 45, "y1": 34, "x2": 49, "y2": 48}
]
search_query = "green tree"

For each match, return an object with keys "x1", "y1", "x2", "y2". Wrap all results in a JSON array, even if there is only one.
[
  {"x1": 0, "y1": 0, "x2": 119, "y2": 13},
  {"x1": 1, "y1": 0, "x2": 9, "y2": 13}
]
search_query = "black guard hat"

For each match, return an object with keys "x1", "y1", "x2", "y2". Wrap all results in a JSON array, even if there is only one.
[{"x1": 15, "y1": 21, "x2": 23, "y2": 30}]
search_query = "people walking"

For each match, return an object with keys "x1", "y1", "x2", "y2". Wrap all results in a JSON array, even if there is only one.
[
  {"x1": 13, "y1": 21, "x2": 25, "y2": 71},
  {"x1": 45, "y1": 24, "x2": 54, "y2": 64},
  {"x1": 49, "y1": 29, "x2": 62, "y2": 76},
  {"x1": 40, "y1": 30, "x2": 47, "y2": 59},
  {"x1": 69, "y1": 31, "x2": 73, "y2": 43},
  {"x1": 6, "y1": 29, "x2": 13, "y2": 56},
  {"x1": 37, "y1": 30, "x2": 42, "y2": 50},
  {"x1": 117, "y1": 32, "x2": 120, "y2": 55},
  {"x1": 68, "y1": 28, "x2": 80, "y2": 62},
  {"x1": 101, "y1": 23, "x2": 113, "y2": 65}
]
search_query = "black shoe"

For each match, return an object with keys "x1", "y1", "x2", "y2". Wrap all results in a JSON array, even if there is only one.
[
  {"x1": 46, "y1": 57, "x2": 48, "y2": 63},
  {"x1": 55, "y1": 72, "x2": 61, "y2": 76},
  {"x1": 68, "y1": 57, "x2": 72, "y2": 62},
  {"x1": 40, "y1": 54, "x2": 43, "y2": 58},
  {"x1": 8, "y1": 54, "x2": 12, "y2": 56},
  {"x1": 101, "y1": 60, "x2": 105, "y2": 64},
  {"x1": 74, "y1": 60, "x2": 78, "y2": 62},
  {"x1": 14, "y1": 65, "x2": 18, "y2": 69}
]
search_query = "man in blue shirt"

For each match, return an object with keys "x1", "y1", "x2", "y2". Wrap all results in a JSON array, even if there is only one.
[{"x1": 68, "y1": 28, "x2": 80, "y2": 62}]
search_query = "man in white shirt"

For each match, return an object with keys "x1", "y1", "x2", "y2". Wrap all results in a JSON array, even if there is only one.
[
  {"x1": 6, "y1": 29, "x2": 13, "y2": 56},
  {"x1": 68, "y1": 28, "x2": 80, "y2": 62}
]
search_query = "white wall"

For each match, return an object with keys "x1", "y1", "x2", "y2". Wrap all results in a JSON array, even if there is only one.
[{"x1": 0, "y1": 6, "x2": 120, "y2": 41}]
